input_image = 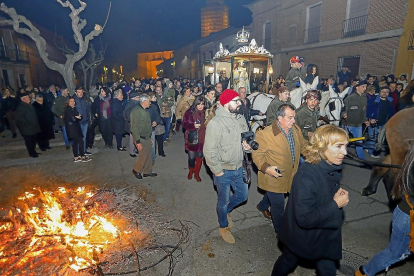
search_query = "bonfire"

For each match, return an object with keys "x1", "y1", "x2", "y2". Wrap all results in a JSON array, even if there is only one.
[{"x1": 0, "y1": 186, "x2": 189, "y2": 275}]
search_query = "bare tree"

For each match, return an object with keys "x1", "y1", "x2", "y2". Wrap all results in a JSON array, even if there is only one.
[{"x1": 0, "y1": 1, "x2": 109, "y2": 92}]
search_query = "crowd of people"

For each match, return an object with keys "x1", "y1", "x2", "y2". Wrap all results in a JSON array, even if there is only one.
[{"x1": 0, "y1": 61, "x2": 413, "y2": 275}]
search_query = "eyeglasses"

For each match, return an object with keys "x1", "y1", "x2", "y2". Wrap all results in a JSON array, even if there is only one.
[{"x1": 231, "y1": 99, "x2": 242, "y2": 104}]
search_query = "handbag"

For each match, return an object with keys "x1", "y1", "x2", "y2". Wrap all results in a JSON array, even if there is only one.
[
  {"x1": 242, "y1": 152, "x2": 252, "y2": 184},
  {"x1": 405, "y1": 195, "x2": 414, "y2": 252},
  {"x1": 154, "y1": 124, "x2": 165, "y2": 135},
  {"x1": 188, "y1": 129, "x2": 199, "y2": 145}
]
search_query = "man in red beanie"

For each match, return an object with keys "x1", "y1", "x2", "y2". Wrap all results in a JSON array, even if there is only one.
[{"x1": 203, "y1": 89, "x2": 252, "y2": 244}]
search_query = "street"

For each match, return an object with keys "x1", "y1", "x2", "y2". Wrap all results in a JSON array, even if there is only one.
[{"x1": 0, "y1": 132, "x2": 413, "y2": 276}]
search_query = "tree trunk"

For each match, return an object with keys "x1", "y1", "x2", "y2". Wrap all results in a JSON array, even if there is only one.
[{"x1": 62, "y1": 68, "x2": 76, "y2": 93}]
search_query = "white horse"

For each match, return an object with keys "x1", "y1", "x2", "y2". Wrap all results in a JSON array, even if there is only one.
[
  {"x1": 321, "y1": 86, "x2": 349, "y2": 126},
  {"x1": 247, "y1": 92, "x2": 275, "y2": 132}
]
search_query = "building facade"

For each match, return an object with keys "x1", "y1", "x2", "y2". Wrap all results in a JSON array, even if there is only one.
[
  {"x1": 247, "y1": 0, "x2": 409, "y2": 80},
  {"x1": 201, "y1": 0, "x2": 229, "y2": 38},
  {"x1": 137, "y1": 51, "x2": 173, "y2": 79}
]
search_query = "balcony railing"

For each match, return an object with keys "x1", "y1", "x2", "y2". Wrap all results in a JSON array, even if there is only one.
[
  {"x1": 408, "y1": 30, "x2": 414, "y2": 50},
  {"x1": 0, "y1": 46, "x2": 30, "y2": 63},
  {"x1": 342, "y1": 15, "x2": 368, "y2": 38},
  {"x1": 304, "y1": 26, "x2": 321, "y2": 44}
]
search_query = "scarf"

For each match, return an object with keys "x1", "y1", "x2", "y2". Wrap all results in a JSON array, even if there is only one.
[{"x1": 99, "y1": 93, "x2": 111, "y2": 119}]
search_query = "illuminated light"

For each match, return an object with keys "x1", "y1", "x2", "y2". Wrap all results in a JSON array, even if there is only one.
[
  {"x1": 269, "y1": 67, "x2": 273, "y2": 74},
  {"x1": 253, "y1": 68, "x2": 260, "y2": 74}
]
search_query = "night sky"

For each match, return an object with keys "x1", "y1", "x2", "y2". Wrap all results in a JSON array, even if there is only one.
[{"x1": 1, "y1": 0, "x2": 254, "y2": 73}]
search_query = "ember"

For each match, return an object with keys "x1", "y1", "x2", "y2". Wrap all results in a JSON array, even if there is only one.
[
  {"x1": 0, "y1": 185, "x2": 190, "y2": 276},
  {"x1": 0, "y1": 186, "x2": 130, "y2": 275}
]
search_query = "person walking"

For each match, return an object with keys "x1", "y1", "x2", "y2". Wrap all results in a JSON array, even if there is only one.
[
  {"x1": 131, "y1": 94, "x2": 157, "y2": 179},
  {"x1": 182, "y1": 96, "x2": 206, "y2": 182},
  {"x1": 272, "y1": 125, "x2": 349, "y2": 276},
  {"x1": 16, "y1": 92, "x2": 41, "y2": 158},
  {"x1": 203, "y1": 89, "x2": 252, "y2": 244},
  {"x1": 111, "y1": 89, "x2": 126, "y2": 151},
  {"x1": 64, "y1": 97, "x2": 91, "y2": 163}
]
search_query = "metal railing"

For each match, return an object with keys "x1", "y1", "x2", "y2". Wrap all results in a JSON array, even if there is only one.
[
  {"x1": 304, "y1": 26, "x2": 321, "y2": 44},
  {"x1": 0, "y1": 46, "x2": 29, "y2": 62},
  {"x1": 342, "y1": 15, "x2": 368, "y2": 38},
  {"x1": 408, "y1": 30, "x2": 414, "y2": 50}
]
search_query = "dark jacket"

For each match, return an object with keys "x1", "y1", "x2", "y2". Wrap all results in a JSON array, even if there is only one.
[
  {"x1": 110, "y1": 98, "x2": 126, "y2": 135},
  {"x1": 74, "y1": 94, "x2": 90, "y2": 124},
  {"x1": 343, "y1": 92, "x2": 367, "y2": 126},
  {"x1": 279, "y1": 160, "x2": 344, "y2": 261},
  {"x1": 32, "y1": 102, "x2": 55, "y2": 141},
  {"x1": 295, "y1": 104, "x2": 318, "y2": 140},
  {"x1": 51, "y1": 95, "x2": 67, "y2": 126},
  {"x1": 16, "y1": 101, "x2": 41, "y2": 136},
  {"x1": 183, "y1": 109, "x2": 206, "y2": 152},
  {"x1": 2, "y1": 95, "x2": 17, "y2": 112},
  {"x1": 123, "y1": 100, "x2": 140, "y2": 133},
  {"x1": 45, "y1": 92, "x2": 58, "y2": 110},
  {"x1": 148, "y1": 101, "x2": 163, "y2": 130},
  {"x1": 64, "y1": 106, "x2": 83, "y2": 140},
  {"x1": 370, "y1": 96, "x2": 395, "y2": 126}
]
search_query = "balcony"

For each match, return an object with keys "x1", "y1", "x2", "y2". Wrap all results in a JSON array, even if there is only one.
[
  {"x1": 408, "y1": 30, "x2": 414, "y2": 50},
  {"x1": 0, "y1": 46, "x2": 30, "y2": 63},
  {"x1": 304, "y1": 26, "x2": 321, "y2": 44},
  {"x1": 342, "y1": 15, "x2": 368, "y2": 38}
]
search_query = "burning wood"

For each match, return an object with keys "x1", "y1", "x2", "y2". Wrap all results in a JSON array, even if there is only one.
[{"x1": 0, "y1": 186, "x2": 190, "y2": 275}]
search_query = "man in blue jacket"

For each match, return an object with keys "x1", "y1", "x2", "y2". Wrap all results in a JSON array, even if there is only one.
[{"x1": 73, "y1": 87, "x2": 92, "y2": 156}]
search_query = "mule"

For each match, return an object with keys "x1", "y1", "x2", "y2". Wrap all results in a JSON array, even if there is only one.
[{"x1": 361, "y1": 107, "x2": 414, "y2": 203}]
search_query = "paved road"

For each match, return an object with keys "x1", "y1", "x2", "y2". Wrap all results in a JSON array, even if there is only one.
[{"x1": 0, "y1": 131, "x2": 413, "y2": 275}]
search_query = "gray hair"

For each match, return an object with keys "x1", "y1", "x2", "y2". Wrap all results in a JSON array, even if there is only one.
[
  {"x1": 276, "y1": 103, "x2": 295, "y2": 119},
  {"x1": 114, "y1": 89, "x2": 123, "y2": 98},
  {"x1": 139, "y1": 94, "x2": 150, "y2": 103}
]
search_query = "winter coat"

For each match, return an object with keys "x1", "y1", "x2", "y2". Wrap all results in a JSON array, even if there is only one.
[
  {"x1": 32, "y1": 102, "x2": 55, "y2": 141},
  {"x1": 203, "y1": 105, "x2": 249, "y2": 175},
  {"x1": 176, "y1": 95, "x2": 195, "y2": 120},
  {"x1": 2, "y1": 95, "x2": 17, "y2": 112},
  {"x1": 130, "y1": 104, "x2": 152, "y2": 143},
  {"x1": 370, "y1": 96, "x2": 395, "y2": 126},
  {"x1": 45, "y1": 92, "x2": 58, "y2": 110},
  {"x1": 366, "y1": 93, "x2": 376, "y2": 119},
  {"x1": 148, "y1": 101, "x2": 163, "y2": 130},
  {"x1": 266, "y1": 97, "x2": 290, "y2": 125},
  {"x1": 16, "y1": 101, "x2": 41, "y2": 136},
  {"x1": 343, "y1": 92, "x2": 367, "y2": 126},
  {"x1": 241, "y1": 98, "x2": 261, "y2": 126},
  {"x1": 123, "y1": 100, "x2": 140, "y2": 133},
  {"x1": 295, "y1": 105, "x2": 319, "y2": 140},
  {"x1": 285, "y1": 67, "x2": 306, "y2": 91},
  {"x1": 64, "y1": 106, "x2": 83, "y2": 140},
  {"x1": 51, "y1": 95, "x2": 67, "y2": 127},
  {"x1": 252, "y1": 121, "x2": 306, "y2": 194},
  {"x1": 278, "y1": 160, "x2": 344, "y2": 261},
  {"x1": 92, "y1": 95, "x2": 112, "y2": 121},
  {"x1": 183, "y1": 109, "x2": 206, "y2": 152},
  {"x1": 110, "y1": 99, "x2": 126, "y2": 135},
  {"x1": 73, "y1": 94, "x2": 90, "y2": 124}
]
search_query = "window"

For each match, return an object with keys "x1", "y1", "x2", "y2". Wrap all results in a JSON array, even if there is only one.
[
  {"x1": 337, "y1": 55, "x2": 360, "y2": 81},
  {"x1": 209, "y1": 50, "x2": 213, "y2": 59},
  {"x1": 288, "y1": 25, "x2": 297, "y2": 45},
  {"x1": 305, "y1": 3, "x2": 322, "y2": 44},
  {"x1": 19, "y1": 73, "x2": 26, "y2": 87},
  {"x1": 14, "y1": 44, "x2": 20, "y2": 60},
  {"x1": 36, "y1": 64, "x2": 42, "y2": 85},
  {"x1": 2, "y1": 69, "x2": 10, "y2": 87},
  {"x1": 202, "y1": 53, "x2": 206, "y2": 61},
  {"x1": 0, "y1": 38, "x2": 6, "y2": 57},
  {"x1": 263, "y1": 22, "x2": 272, "y2": 49},
  {"x1": 343, "y1": 0, "x2": 369, "y2": 37}
]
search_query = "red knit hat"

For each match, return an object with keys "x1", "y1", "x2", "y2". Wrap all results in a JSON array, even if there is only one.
[{"x1": 219, "y1": 89, "x2": 239, "y2": 106}]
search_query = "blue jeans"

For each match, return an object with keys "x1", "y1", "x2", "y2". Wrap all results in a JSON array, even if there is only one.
[
  {"x1": 366, "y1": 125, "x2": 384, "y2": 155},
  {"x1": 363, "y1": 206, "x2": 412, "y2": 276},
  {"x1": 61, "y1": 126, "x2": 70, "y2": 146},
  {"x1": 213, "y1": 167, "x2": 248, "y2": 228},
  {"x1": 80, "y1": 122, "x2": 88, "y2": 152},
  {"x1": 162, "y1": 117, "x2": 171, "y2": 142},
  {"x1": 258, "y1": 194, "x2": 270, "y2": 211},
  {"x1": 267, "y1": 191, "x2": 285, "y2": 233},
  {"x1": 347, "y1": 126, "x2": 365, "y2": 160}
]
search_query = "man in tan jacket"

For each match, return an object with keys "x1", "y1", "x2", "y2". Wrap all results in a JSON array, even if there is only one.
[{"x1": 252, "y1": 103, "x2": 306, "y2": 233}]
